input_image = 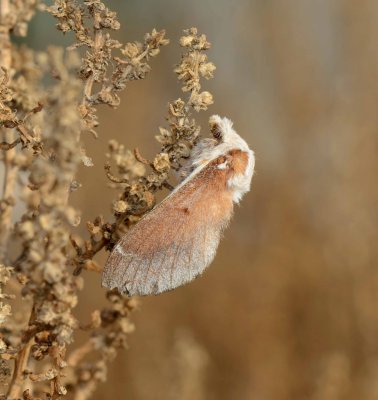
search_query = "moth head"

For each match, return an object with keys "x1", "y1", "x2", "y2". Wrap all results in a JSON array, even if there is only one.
[{"x1": 209, "y1": 115, "x2": 250, "y2": 153}]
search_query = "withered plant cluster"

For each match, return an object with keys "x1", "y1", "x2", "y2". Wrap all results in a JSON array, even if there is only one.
[{"x1": 0, "y1": 0, "x2": 215, "y2": 398}]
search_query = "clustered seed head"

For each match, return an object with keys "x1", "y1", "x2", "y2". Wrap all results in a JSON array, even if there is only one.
[{"x1": 175, "y1": 27, "x2": 216, "y2": 110}]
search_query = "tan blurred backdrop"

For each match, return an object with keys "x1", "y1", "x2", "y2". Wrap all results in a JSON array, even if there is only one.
[{"x1": 26, "y1": 1, "x2": 378, "y2": 399}]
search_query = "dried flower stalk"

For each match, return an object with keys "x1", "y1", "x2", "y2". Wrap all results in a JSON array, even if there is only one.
[{"x1": 0, "y1": 0, "x2": 215, "y2": 398}]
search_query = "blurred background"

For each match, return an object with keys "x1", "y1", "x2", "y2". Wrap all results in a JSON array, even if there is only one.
[{"x1": 26, "y1": 0, "x2": 378, "y2": 399}]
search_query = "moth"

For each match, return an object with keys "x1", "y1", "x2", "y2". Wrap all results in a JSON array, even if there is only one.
[{"x1": 102, "y1": 115, "x2": 255, "y2": 296}]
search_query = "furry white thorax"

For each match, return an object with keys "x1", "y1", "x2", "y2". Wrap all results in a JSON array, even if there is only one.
[{"x1": 174, "y1": 115, "x2": 255, "y2": 204}]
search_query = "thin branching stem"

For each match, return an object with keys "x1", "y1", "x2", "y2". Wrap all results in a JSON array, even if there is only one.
[{"x1": 6, "y1": 340, "x2": 33, "y2": 399}]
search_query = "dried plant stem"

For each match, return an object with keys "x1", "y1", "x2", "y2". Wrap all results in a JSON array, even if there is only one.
[
  {"x1": 7, "y1": 304, "x2": 36, "y2": 398},
  {"x1": 82, "y1": 12, "x2": 103, "y2": 104},
  {"x1": 6, "y1": 340, "x2": 33, "y2": 399}
]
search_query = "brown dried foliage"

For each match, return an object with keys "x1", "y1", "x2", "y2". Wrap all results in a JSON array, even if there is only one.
[{"x1": 0, "y1": 1, "x2": 215, "y2": 398}]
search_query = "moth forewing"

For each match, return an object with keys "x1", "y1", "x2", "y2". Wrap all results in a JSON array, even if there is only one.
[{"x1": 102, "y1": 155, "x2": 235, "y2": 296}]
